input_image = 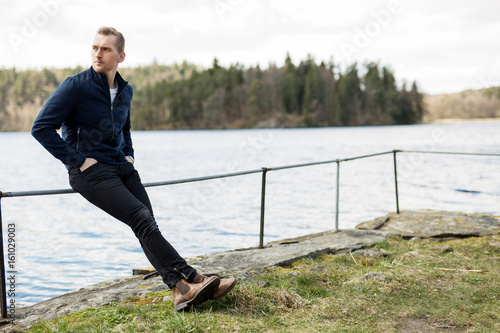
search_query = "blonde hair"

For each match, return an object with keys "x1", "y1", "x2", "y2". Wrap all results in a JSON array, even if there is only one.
[{"x1": 96, "y1": 26, "x2": 125, "y2": 53}]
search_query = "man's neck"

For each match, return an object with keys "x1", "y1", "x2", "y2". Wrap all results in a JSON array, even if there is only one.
[
  {"x1": 106, "y1": 71, "x2": 117, "y2": 89},
  {"x1": 92, "y1": 63, "x2": 120, "y2": 88}
]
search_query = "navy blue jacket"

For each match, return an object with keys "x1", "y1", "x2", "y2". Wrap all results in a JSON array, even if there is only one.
[{"x1": 32, "y1": 66, "x2": 134, "y2": 169}]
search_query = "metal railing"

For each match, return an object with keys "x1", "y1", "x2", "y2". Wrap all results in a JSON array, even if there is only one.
[{"x1": 0, "y1": 149, "x2": 499, "y2": 318}]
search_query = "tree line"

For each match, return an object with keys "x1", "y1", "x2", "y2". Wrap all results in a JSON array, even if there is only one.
[
  {"x1": 130, "y1": 55, "x2": 425, "y2": 129},
  {"x1": 0, "y1": 55, "x2": 425, "y2": 131}
]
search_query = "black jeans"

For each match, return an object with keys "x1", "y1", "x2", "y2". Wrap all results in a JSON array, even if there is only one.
[{"x1": 68, "y1": 162, "x2": 197, "y2": 288}]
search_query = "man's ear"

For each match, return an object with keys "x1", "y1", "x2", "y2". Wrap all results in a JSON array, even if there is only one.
[{"x1": 118, "y1": 52, "x2": 126, "y2": 64}]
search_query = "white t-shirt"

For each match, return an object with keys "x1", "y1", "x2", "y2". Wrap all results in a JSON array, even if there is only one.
[{"x1": 110, "y1": 87, "x2": 118, "y2": 103}]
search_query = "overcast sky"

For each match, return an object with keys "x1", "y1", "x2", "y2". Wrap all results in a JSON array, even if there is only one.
[{"x1": 1, "y1": 0, "x2": 499, "y2": 95}]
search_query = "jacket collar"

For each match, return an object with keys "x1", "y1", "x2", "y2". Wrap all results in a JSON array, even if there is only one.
[{"x1": 89, "y1": 66, "x2": 128, "y2": 89}]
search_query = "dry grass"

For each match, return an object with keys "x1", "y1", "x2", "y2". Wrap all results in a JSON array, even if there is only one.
[{"x1": 28, "y1": 234, "x2": 500, "y2": 332}]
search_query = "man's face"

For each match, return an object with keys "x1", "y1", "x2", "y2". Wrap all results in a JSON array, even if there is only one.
[{"x1": 91, "y1": 34, "x2": 125, "y2": 75}]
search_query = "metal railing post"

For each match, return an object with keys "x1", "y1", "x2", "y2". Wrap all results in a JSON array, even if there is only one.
[
  {"x1": 259, "y1": 168, "x2": 269, "y2": 249},
  {"x1": 393, "y1": 150, "x2": 400, "y2": 214},
  {"x1": 335, "y1": 160, "x2": 340, "y2": 231},
  {"x1": 0, "y1": 196, "x2": 7, "y2": 318}
]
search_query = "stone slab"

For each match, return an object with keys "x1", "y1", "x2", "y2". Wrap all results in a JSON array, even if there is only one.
[{"x1": 356, "y1": 210, "x2": 500, "y2": 238}]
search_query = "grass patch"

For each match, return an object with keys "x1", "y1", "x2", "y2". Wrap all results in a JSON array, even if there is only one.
[{"x1": 28, "y1": 235, "x2": 499, "y2": 332}]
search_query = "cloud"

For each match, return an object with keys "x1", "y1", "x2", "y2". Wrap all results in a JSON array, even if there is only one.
[{"x1": 1, "y1": 0, "x2": 499, "y2": 94}]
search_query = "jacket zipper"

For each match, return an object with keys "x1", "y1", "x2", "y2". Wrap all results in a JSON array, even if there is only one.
[
  {"x1": 109, "y1": 86, "x2": 127, "y2": 145},
  {"x1": 76, "y1": 128, "x2": 81, "y2": 151},
  {"x1": 109, "y1": 102, "x2": 115, "y2": 143}
]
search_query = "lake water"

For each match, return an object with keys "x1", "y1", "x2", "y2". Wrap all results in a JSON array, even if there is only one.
[{"x1": 1, "y1": 121, "x2": 499, "y2": 306}]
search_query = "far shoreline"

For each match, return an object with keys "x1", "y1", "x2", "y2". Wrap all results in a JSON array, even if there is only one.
[
  {"x1": 426, "y1": 117, "x2": 500, "y2": 124},
  {"x1": 1, "y1": 118, "x2": 499, "y2": 133}
]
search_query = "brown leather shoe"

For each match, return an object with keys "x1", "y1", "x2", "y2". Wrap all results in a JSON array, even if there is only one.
[
  {"x1": 213, "y1": 277, "x2": 237, "y2": 299},
  {"x1": 171, "y1": 276, "x2": 220, "y2": 311},
  {"x1": 194, "y1": 274, "x2": 237, "y2": 300}
]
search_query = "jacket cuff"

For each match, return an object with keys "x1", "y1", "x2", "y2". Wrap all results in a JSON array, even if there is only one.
[{"x1": 67, "y1": 153, "x2": 87, "y2": 169}]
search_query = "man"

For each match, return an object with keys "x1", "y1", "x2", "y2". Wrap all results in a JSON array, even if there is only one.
[{"x1": 31, "y1": 26, "x2": 236, "y2": 311}]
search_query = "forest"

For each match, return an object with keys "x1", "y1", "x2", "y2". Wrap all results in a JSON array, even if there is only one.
[{"x1": 0, "y1": 55, "x2": 426, "y2": 131}]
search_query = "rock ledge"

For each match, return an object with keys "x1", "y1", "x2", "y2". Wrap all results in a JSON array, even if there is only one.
[{"x1": 3, "y1": 210, "x2": 499, "y2": 332}]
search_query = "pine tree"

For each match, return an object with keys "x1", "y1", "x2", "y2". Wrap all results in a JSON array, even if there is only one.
[
  {"x1": 409, "y1": 81, "x2": 425, "y2": 122},
  {"x1": 336, "y1": 64, "x2": 362, "y2": 125},
  {"x1": 282, "y1": 53, "x2": 300, "y2": 114}
]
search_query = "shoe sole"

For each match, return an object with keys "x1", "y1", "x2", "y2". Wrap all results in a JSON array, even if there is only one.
[
  {"x1": 175, "y1": 276, "x2": 220, "y2": 312},
  {"x1": 213, "y1": 279, "x2": 237, "y2": 300}
]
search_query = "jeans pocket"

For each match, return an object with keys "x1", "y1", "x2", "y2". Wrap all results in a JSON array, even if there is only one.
[{"x1": 68, "y1": 163, "x2": 100, "y2": 190}]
